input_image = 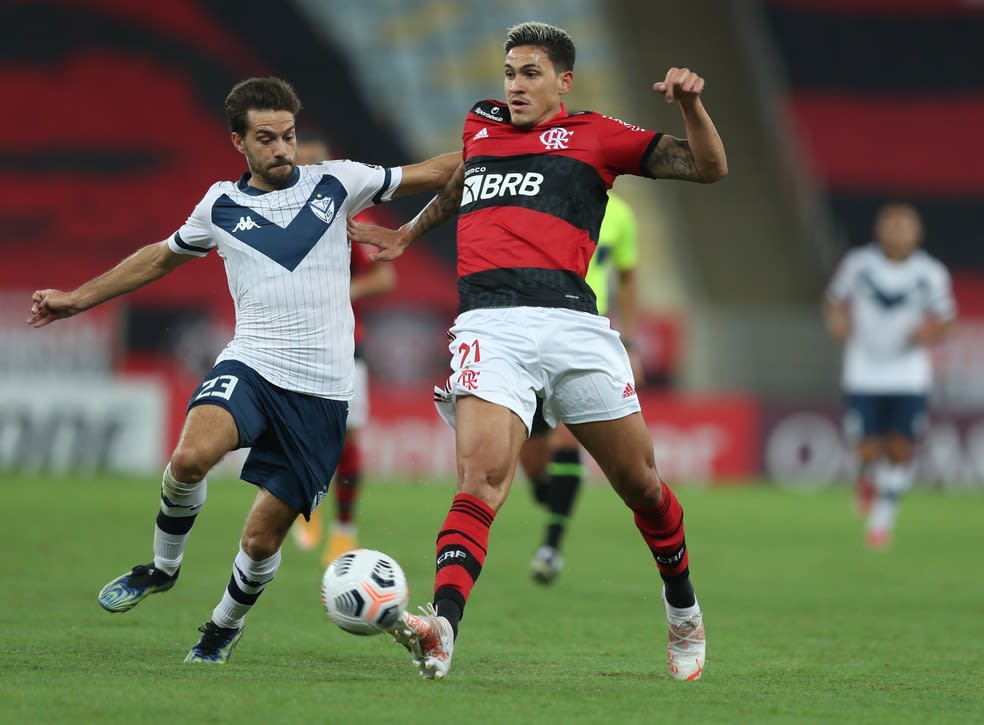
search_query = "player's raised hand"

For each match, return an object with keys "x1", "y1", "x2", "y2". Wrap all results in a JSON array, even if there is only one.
[
  {"x1": 653, "y1": 67, "x2": 705, "y2": 104},
  {"x1": 27, "y1": 288, "x2": 77, "y2": 328},
  {"x1": 347, "y1": 218, "x2": 411, "y2": 262}
]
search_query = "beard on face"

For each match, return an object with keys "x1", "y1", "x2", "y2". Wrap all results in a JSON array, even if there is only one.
[
  {"x1": 261, "y1": 167, "x2": 291, "y2": 188},
  {"x1": 249, "y1": 154, "x2": 294, "y2": 189}
]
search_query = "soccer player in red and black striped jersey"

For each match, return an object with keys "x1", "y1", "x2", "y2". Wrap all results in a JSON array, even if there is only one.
[{"x1": 350, "y1": 21, "x2": 727, "y2": 681}]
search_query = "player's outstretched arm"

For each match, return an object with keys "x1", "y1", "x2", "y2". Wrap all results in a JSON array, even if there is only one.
[
  {"x1": 348, "y1": 163, "x2": 466, "y2": 262},
  {"x1": 646, "y1": 67, "x2": 727, "y2": 183},
  {"x1": 27, "y1": 240, "x2": 193, "y2": 328},
  {"x1": 394, "y1": 152, "x2": 462, "y2": 197}
]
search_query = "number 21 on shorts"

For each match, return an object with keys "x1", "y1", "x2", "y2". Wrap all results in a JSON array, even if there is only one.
[{"x1": 456, "y1": 339, "x2": 481, "y2": 367}]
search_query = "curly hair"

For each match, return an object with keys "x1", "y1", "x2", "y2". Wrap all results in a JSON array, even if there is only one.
[{"x1": 224, "y1": 77, "x2": 302, "y2": 135}]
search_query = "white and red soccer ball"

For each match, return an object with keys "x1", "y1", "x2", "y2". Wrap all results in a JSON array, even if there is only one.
[{"x1": 321, "y1": 548, "x2": 408, "y2": 635}]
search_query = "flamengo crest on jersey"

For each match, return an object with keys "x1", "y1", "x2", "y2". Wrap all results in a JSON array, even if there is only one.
[{"x1": 169, "y1": 162, "x2": 401, "y2": 398}]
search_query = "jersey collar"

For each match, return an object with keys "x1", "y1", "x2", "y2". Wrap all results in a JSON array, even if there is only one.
[
  {"x1": 236, "y1": 166, "x2": 301, "y2": 195},
  {"x1": 533, "y1": 103, "x2": 569, "y2": 129}
]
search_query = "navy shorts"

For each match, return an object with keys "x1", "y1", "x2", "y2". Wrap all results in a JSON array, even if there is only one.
[
  {"x1": 188, "y1": 360, "x2": 348, "y2": 518},
  {"x1": 843, "y1": 392, "x2": 928, "y2": 441}
]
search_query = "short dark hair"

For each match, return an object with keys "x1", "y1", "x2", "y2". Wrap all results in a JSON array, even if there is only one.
[
  {"x1": 504, "y1": 22, "x2": 576, "y2": 73},
  {"x1": 224, "y1": 77, "x2": 302, "y2": 135}
]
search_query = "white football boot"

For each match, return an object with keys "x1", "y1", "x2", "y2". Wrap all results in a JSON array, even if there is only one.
[
  {"x1": 664, "y1": 590, "x2": 705, "y2": 681},
  {"x1": 389, "y1": 603, "x2": 455, "y2": 680}
]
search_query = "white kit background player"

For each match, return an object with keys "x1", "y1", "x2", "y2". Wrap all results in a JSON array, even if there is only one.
[
  {"x1": 27, "y1": 76, "x2": 459, "y2": 663},
  {"x1": 824, "y1": 202, "x2": 956, "y2": 548}
]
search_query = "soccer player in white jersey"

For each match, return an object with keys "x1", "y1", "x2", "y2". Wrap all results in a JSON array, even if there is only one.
[
  {"x1": 290, "y1": 137, "x2": 398, "y2": 566},
  {"x1": 824, "y1": 203, "x2": 956, "y2": 548},
  {"x1": 27, "y1": 77, "x2": 460, "y2": 663}
]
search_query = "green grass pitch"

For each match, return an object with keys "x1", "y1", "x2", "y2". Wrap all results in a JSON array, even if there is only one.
[{"x1": 1, "y1": 473, "x2": 982, "y2": 723}]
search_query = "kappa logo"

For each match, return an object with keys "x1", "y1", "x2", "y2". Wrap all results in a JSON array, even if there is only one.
[
  {"x1": 472, "y1": 127, "x2": 489, "y2": 141},
  {"x1": 539, "y1": 127, "x2": 574, "y2": 150},
  {"x1": 232, "y1": 216, "x2": 261, "y2": 232},
  {"x1": 308, "y1": 194, "x2": 337, "y2": 225}
]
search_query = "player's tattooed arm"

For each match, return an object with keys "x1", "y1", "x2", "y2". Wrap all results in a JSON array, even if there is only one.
[
  {"x1": 644, "y1": 136, "x2": 704, "y2": 181},
  {"x1": 347, "y1": 163, "x2": 465, "y2": 262},
  {"x1": 650, "y1": 67, "x2": 727, "y2": 183},
  {"x1": 406, "y1": 163, "x2": 465, "y2": 239}
]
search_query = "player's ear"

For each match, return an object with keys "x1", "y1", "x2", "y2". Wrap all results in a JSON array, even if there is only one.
[
  {"x1": 230, "y1": 132, "x2": 246, "y2": 155},
  {"x1": 557, "y1": 70, "x2": 573, "y2": 95}
]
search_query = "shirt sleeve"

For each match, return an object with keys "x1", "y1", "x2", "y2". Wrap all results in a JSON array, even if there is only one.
[
  {"x1": 928, "y1": 261, "x2": 957, "y2": 320},
  {"x1": 336, "y1": 160, "x2": 403, "y2": 216},
  {"x1": 169, "y1": 188, "x2": 218, "y2": 257},
  {"x1": 597, "y1": 113, "x2": 662, "y2": 178}
]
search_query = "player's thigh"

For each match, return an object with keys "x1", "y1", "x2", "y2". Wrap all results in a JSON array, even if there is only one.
[
  {"x1": 519, "y1": 432, "x2": 551, "y2": 480},
  {"x1": 569, "y1": 412, "x2": 660, "y2": 507},
  {"x1": 454, "y1": 395, "x2": 528, "y2": 509},
  {"x1": 171, "y1": 402, "x2": 239, "y2": 476}
]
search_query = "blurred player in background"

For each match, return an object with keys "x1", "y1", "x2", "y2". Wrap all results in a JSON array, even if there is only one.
[
  {"x1": 28, "y1": 77, "x2": 459, "y2": 664},
  {"x1": 521, "y1": 190, "x2": 644, "y2": 584},
  {"x1": 291, "y1": 137, "x2": 397, "y2": 567},
  {"x1": 349, "y1": 22, "x2": 726, "y2": 681},
  {"x1": 824, "y1": 202, "x2": 955, "y2": 548}
]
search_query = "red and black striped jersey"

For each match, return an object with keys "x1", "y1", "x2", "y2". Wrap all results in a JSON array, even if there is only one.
[{"x1": 456, "y1": 100, "x2": 661, "y2": 314}]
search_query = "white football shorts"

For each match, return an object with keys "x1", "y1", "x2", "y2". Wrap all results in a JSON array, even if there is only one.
[{"x1": 434, "y1": 306, "x2": 640, "y2": 435}]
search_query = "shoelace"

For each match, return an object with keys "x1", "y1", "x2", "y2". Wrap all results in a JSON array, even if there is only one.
[
  {"x1": 392, "y1": 604, "x2": 440, "y2": 650},
  {"x1": 196, "y1": 623, "x2": 236, "y2": 651},
  {"x1": 669, "y1": 617, "x2": 704, "y2": 645}
]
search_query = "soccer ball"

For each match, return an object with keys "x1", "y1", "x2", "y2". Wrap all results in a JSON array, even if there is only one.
[{"x1": 320, "y1": 548, "x2": 409, "y2": 635}]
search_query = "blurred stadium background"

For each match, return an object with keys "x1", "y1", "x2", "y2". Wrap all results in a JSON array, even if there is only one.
[{"x1": 2, "y1": 0, "x2": 983, "y2": 491}]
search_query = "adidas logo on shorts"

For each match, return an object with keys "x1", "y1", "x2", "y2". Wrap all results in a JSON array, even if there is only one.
[{"x1": 622, "y1": 383, "x2": 636, "y2": 399}]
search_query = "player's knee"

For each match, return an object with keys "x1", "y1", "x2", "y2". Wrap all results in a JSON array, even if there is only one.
[
  {"x1": 169, "y1": 447, "x2": 211, "y2": 484},
  {"x1": 611, "y1": 463, "x2": 663, "y2": 508},
  {"x1": 241, "y1": 531, "x2": 279, "y2": 561},
  {"x1": 458, "y1": 467, "x2": 510, "y2": 510}
]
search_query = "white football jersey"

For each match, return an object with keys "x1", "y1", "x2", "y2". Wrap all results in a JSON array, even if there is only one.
[
  {"x1": 169, "y1": 161, "x2": 403, "y2": 398},
  {"x1": 826, "y1": 243, "x2": 955, "y2": 393}
]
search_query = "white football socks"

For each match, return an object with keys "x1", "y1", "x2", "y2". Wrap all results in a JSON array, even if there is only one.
[
  {"x1": 153, "y1": 463, "x2": 207, "y2": 575},
  {"x1": 211, "y1": 546, "x2": 282, "y2": 630}
]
